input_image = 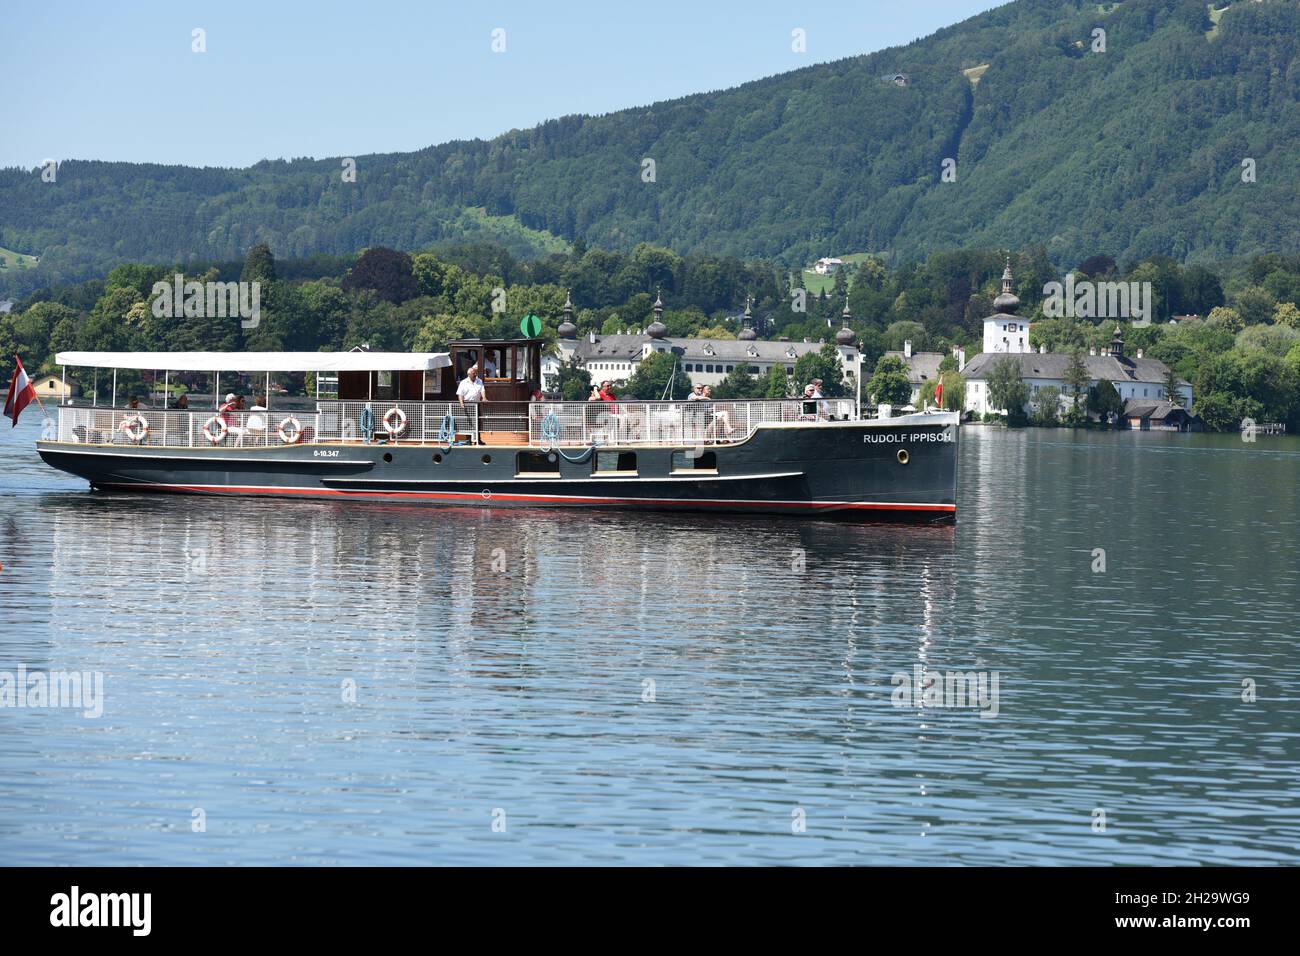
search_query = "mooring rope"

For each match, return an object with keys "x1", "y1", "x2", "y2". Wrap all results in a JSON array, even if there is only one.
[
  {"x1": 539, "y1": 410, "x2": 601, "y2": 462},
  {"x1": 436, "y1": 412, "x2": 459, "y2": 451}
]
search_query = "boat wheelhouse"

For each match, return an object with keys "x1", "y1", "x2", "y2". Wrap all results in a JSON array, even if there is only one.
[{"x1": 35, "y1": 339, "x2": 959, "y2": 521}]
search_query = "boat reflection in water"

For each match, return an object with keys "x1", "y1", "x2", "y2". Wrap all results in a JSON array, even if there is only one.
[{"x1": 42, "y1": 491, "x2": 958, "y2": 649}]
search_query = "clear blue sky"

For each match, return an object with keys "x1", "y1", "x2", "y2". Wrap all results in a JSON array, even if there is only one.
[{"x1": 6, "y1": 0, "x2": 1002, "y2": 170}]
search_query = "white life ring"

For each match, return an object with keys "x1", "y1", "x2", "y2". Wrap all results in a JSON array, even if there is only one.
[
  {"x1": 277, "y1": 416, "x2": 304, "y2": 444},
  {"x1": 383, "y1": 406, "x2": 408, "y2": 438},
  {"x1": 118, "y1": 414, "x2": 150, "y2": 444},
  {"x1": 202, "y1": 416, "x2": 229, "y2": 444}
]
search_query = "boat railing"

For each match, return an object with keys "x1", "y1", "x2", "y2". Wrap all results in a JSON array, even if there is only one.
[
  {"x1": 52, "y1": 398, "x2": 855, "y2": 449},
  {"x1": 316, "y1": 401, "x2": 478, "y2": 444},
  {"x1": 527, "y1": 398, "x2": 856, "y2": 447},
  {"x1": 54, "y1": 401, "x2": 478, "y2": 449}
]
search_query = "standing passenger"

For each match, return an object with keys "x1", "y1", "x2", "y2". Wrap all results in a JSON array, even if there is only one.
[{"x1": 456, "y1": 365, "x2": 487, "y2": 408}]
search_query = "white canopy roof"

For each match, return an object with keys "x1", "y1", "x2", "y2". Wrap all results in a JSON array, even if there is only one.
[{"x1": 55, "y1": 351, "x2": 451, "y2": 372}]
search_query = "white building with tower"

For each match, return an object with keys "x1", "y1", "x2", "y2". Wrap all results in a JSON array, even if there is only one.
[
  {"x1": 982, "y1": 260, "x2": 1031, "y2": 354},
  {"x1": 960, "y1": 261, "x2": 1193, "y2": 417}
]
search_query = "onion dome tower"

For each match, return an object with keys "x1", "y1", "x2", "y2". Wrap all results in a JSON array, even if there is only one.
[
  {"x1": 557, "y1": 291, "x2": 577, "y2": 339},
  {"x1": 983, "y1": 257, "x2": 1030, "y2": 354},
  {"x1": 836, "y1": 297, "x2": 856, "y2": 346},
  {"x1": 646, "y1": 290, "x2": 668, "y2": 339},
  {"x1": 739, "y1": 296, "x2": 757, "y2": 340},
  {"x1": 993, "y1": 257, "x2": 1020, "y2": 314}
]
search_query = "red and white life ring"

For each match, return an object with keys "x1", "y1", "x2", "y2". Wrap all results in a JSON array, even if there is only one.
[
  {"x1": 118, "y1": 414, "x2": 150, "y2": 444},
  {"x1": 202, "y1": 416, "x2": 229, "y2": 444},
  {"x1": 277, "y1": 416, "x2": 303, "y2": 444},
  {"x1": 383, "y1": 406, "x2": 408, "y2": 438}
]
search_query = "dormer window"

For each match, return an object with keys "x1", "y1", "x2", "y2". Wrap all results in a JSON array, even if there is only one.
[
  {"x1": 703, "y1": 345, "x2": 715, "y2": 356},
  {"x1": 786, "y1": 347, "x2": 797, "y2": 359}
]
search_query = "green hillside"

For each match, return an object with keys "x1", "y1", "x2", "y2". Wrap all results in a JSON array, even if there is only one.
[{"x1": 2, "y1": 0, "x2": 1298, "y2": 295}]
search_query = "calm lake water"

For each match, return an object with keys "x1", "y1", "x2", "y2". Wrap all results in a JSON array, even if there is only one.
[{"x1": 1, "y1": 414, "x2": 1297, "y2": 865}]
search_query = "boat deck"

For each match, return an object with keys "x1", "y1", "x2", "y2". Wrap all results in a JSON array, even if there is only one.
[{"x1": 51, "y1": 398, "x2": 860, "y2": 450}]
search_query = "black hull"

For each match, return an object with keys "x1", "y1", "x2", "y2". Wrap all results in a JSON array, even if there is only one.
[{"x1": 37, "y1": 418, "x2": 959, "y2": 523}]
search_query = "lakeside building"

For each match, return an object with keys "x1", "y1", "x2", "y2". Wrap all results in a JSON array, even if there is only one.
[
  {"x1": 30, "y1": 374, "x2": 81, "y2": 401},
  {"x1": 544, "y1": 293, "x2": 864, "y2": 392},
  {"x1": 883, "y1": 340, "x2": 946, "y2": 407},
  {"x1": 961, "y1": 262, "x2": 1193, "y2": 417},
  {"x1": 1122, "y1": 400, "x2": 1203, "y2": 431}
]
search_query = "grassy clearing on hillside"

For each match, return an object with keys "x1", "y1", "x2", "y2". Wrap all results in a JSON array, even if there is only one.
[
  {"x1": 1207, "y1": 5, "x2": 1228, "y2": 40},
  {"x1": 798, "y1": 252, "x2": 879, "y2": 294},
  {"x1": 449, "y1": 207, "x2": 568, "y2": 257},
  {"x1": 962, "y1": 64, "x2": 989, "y2": 86},
  {"x1": 0, "y1": 247, "x2": 39, "y2": 270}
]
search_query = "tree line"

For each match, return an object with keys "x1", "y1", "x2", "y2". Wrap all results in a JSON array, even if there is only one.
[{"x1": 3, "y1": 239, "x2": 1298, "y2": 430}]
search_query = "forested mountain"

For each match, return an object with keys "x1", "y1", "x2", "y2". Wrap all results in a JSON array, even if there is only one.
[{"x1": 3, "y1": 0, "x2": 1299, "y2": 295}]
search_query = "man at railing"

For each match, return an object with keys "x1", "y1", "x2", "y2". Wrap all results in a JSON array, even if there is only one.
[{"x1": 457, "y1": 365, "x2": 487, "y2": 409}]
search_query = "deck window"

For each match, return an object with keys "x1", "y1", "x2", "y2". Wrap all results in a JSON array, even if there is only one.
[
  {"x1": 594, "y1": 450, "x2": 637, "y2": 476},
  {"x1": 672, "y1": 450, "x2": 718, "y2": 474},
  {"x1": 516, "y1": 451, "x2": 560, "y2": 476}
]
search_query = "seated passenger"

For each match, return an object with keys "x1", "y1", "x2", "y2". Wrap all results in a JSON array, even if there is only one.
[{"x1": 701, "y1": 385, "x2": 735, "y2": 438}]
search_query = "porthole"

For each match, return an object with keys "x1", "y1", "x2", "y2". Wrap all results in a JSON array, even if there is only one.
[
  {"x1": 481, "y1": 454, "x2": 492, "y2": 464},
  {"x1": 897, "y1": 449, "x2": 910, "y2": 465},
  {"x1": 383, "y1": 453, "x2": 393, "y2": 463},
  {"x1": 432, "y1": 453, "x2": 443, "y2": 464}
]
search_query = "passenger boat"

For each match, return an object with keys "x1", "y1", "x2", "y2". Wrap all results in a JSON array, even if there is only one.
[{"x1": 34, "y1": 339, "x2": 959, "y2": 522}]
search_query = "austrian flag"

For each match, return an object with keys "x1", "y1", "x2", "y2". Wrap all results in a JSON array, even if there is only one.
[{"x1": 4, "y1": 356, "x2": 38, "y2": 426}]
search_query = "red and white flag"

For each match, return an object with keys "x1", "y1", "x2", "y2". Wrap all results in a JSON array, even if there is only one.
[
  {"x1": 4, "y1": 355, "x2": 38, "y2": 426},
  {"x1": 935, "y1": 381, "x2": 944, "y2": 409}
]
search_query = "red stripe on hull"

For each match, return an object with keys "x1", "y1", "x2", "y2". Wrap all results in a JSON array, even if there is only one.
[{"x1": 97, "y1": 481, "x2": 956, "y2": 513}]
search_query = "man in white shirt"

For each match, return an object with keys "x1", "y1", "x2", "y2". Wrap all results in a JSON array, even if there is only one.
[{"x1": 457, "y1": 365, "x2": 487, "y2": 408}]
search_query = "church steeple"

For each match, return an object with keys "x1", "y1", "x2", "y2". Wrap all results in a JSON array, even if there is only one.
[
  {"x1": 557, "y1": 290, "x2": 577, "y2": 339},
  {"x1": 647, "y1": 289, "x2": 668, "y2": 339},
  {"x1": 836, "y1": 296, "x2": 855, "y2": 345},
  {"x1": 993, "y1": 257, "x2": 1020, "y2": 315},
  {"x1": 983, "y1": 257, "x2": 1029, "y2": 354},
  {"x1": 739, "y1": 296, "x2": 757, "y2": 340}
]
